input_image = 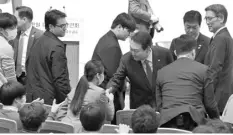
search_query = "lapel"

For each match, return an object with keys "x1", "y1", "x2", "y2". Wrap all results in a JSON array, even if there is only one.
[
  {"x1": 152, "y1": 47, "x2": 158, "y2": 89},
  {"x1": 131, "y1": 55, "x2": 152, "y2": 91},
  {"x1": 210, "y1": 27, "x2": 228, "y2": 48},
  {"x1": 14, "y1": 31, "x2": 21, "y2": 62},
  {"x1": 26, "y1": 26, "x2": 36, "y2": 60},
  {"x1": 195, "y1": 33, "x2": 204, "y2": 59}
]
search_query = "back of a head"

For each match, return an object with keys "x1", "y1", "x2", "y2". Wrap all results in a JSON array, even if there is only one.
[
  {"x1": 174, "y1": 34, "x2": 197, "y2": 56},
  {"x1": 205, "y1": 119, "x2": 231, "y2": 133},
  {"x1": 131, "y1": 31, "x2": 153, "y2": 50},
  {"x1": 192, "y1": 125, "x2": 216, "y2": 133},
  {"x1": 183, "y1": 10, "x2": 202, "y2": 26},
  {"x1": 16, "y1": 6, "x2": 33, "y2": 21},
  {"x1": 19, "y1": 102, "x2": 48, "y2": 131},
  {"x1": 131, "y1": 105, "x2": 159, "y2": 133},
  {"x1": 0, "y1": 12, "x2": 17, "y2": 29},
  {"x1": 0, "y1": 81, "x2": 25, "y2": 105},
  {"x1": 111, "y1": 12, "x2": 136, "y2": 32},
  {"x1": 80, "y1": 103, "x2": 105, "y2": 132}
]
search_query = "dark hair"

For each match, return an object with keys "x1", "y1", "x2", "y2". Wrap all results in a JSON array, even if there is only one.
[
  {"x1": 111, "y1": 12, "x2": 136, "y2": 32},
  {"x1": 19, "y1": 102, "x2": 48, "y2": 131},
  {"x1": 0, "y1": 81, "x2": 26, "y2": 105},
  {"x1": 174, "y1": 34, "x2": 197, "y2": 55},
  {"x1": 80, "y1": 103, "x2": 105, "y2": 131},
  {"x1": 205, "y1": 119, "x2": 230, "y2": 133},
  {"x1": 131, "y1": 31, "x2": 152, "y2": 50},
  {"x1": 0, "y1": 13, "x2": 17, "y2": 29},
  {"x1": 45, "y1": 9, "x2": 66, "y2": 31},
  {"x1": 131, "y1": 105, "x2": 160, "y2": 133},
  {"x1": 70, "y1": 60, "x2": 104, "y2": 116},
  {"x1": 205, "y1": 4, "x2": 228, "y2": 24},
  {"x1": 192, "y1": 125, "x2": 216, "y2": 133},
  {"x1": 183, "y1": 10, "x2": 202, "y2": 26},
  {"x1": 16, "y1": 6, "x2": 33, "y2": 21}
]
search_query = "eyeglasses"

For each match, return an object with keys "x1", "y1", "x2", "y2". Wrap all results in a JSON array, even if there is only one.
[
  {"x1": 204, "y1": 16, "x2": 217, "y2": 22},
  {"x1": 55, "y1": 23, "x2": 68, "y2": 29}
]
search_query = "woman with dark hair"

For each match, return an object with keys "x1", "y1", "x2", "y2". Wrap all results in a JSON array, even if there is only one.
[
  {"x1": 0, "y1": 12, "x2": 17, "y2": 83},
  {"x1": 62, "y1": 60, "x2": 114, "y2": 133}
]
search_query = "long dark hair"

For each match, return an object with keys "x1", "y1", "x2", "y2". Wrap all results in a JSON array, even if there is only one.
[{"x1": 70, "y1": 60, "x2": 104, "y2": 116}]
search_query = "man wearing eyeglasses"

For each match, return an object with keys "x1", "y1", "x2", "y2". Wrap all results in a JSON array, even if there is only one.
[
  {"x1": 204, "y1": 4, "x2": 233, "y2": 114},
  {"x1": 170, "y1": 10, "x2": 210, "y2": 64},
  {"x1": 25, "y1": 9, "x2": 71, "y2": 105}
]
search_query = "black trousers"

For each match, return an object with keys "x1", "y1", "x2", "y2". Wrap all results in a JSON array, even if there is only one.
[{"x1": 161, "y1": 112, "x2": 197, "y2": 131}]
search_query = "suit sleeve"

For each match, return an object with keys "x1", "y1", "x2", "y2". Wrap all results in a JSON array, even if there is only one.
[
  {"x1": 129, "y1": 0, "x2": 151, "y2": 22},
  {"x1": 203, "y1": 72, "x2": 220, "y2": 119},
  {"x1": 1, "y1": 55, "x2": 17, "y2": 82},
  {"x1": 206, "y1": 37, "x2": 226, "y2": 99},
  {"x1": 156, "y1": 71, "x2": 162, "y2": 112},
  {"x1": 166, "y1": 49, "x2": 174, "y2": 64},
  {"x1": 51, "y1": 45, "x2": 71, "y2": 103},
  {"x1": 169, "y1": 39, "x2": 177, "y2": 61},
  {"x1": 108, "y1": 57, "x2": 127, "y2": 93}
]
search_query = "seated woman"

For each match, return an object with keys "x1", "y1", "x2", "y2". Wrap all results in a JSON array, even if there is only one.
[
  {"x1": 61, "y1": 60, "x2": 114, "y2": 133},
  {"x1": 0, "y1": 13, "x2": 17, "y2": 82}
]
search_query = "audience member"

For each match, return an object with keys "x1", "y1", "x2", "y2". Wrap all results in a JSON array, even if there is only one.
[
  {"x1": 192, "y1": 125, "x2": 216, "y2": 133},
  {"x1": 0, "y1": 13, "x2": 17, "y2": 82},
  {"x1": 62, "y1": 60, "x2": 114, "y2": 133},
  {"x1": 12, "y1": 6, "x2": 43, "y2": 85},
  {"x1": 205, "y1": 119, "x2": 231, "y2": 133},
  {"x1": 131, "y1": 105, "x2": 160, "y2": 133},
  {"x1": 25, "y1": 9, "x2": 71, "y2": 105},
  {"x1": 170, "y1": 10, "x2": 209, "y2": 64},
  {"x1": 80, "y1": 103, "x2": 106, "y2": 133}
]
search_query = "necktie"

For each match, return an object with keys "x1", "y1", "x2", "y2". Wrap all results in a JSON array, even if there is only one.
[
  {"x1": 209, "y1": 36, "x2": 213, "y2": 45},
  {"x1": 16, "y1": 33, "x2": 26, "y2": 77},
  {"x1": 145, "y1": 60, "x2": 152, "y2": 86}
]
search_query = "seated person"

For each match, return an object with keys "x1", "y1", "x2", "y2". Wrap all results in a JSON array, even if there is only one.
[
  {"x1": 205, "y1": 119, "x2": 231, "y2": 133},
  {"x1": 131, "y1": 105, "x2": 160, "y2": 133},
  {"x1": 192, "y1": 125, "x2": 216, "y2": 133},
  {"x1": 18, "y1": 99, "x2": 64, "y2": 133},
  {"x1": 0, "y1": 81, "x2": 26, "y2": 130},
  {"x1": 80, "y1": 103, "x2": 105, "y2": 133},
  {"x1": 61, "y1": 60, "x2": 114, "y2": 133}
]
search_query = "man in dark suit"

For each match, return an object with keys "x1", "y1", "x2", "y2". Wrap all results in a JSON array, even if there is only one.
[
  {"x1": 156, "y1": 34, "x2": 219, "y2": 131},
  {"x1": 204, "y1": 4, "x2": 233, "y2": 113},
  {"x1": 170, "y1": 10, "x2": 209, "y2": 64},
  {"x1": 26, "y1": 9, "x2": 71, "y2": 105},
  {"x1": 107, "y1": 31, "x2": 173, "y2": 109},
  {"x1": 92, "y1": 12, "x2": 136, "y2": 124},
  {"x1": 12, "y1": 6, "x2": 43, "y2": 85}
]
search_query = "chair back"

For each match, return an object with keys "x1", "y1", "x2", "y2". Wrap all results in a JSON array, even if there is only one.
[
  {"x1": 157, "y1": 128, "x2": 192, "y2": 133},
  {"x1": 39, "y1": 120, "x2": 74, "y2": 133},
  {"x1": 221, "y1": 94, "x2": 233, "y2": 124},
  {"x1": 116, "y1": 109, "x2": 135, "y2": 127},
  {"x1": 102, "y1": 124, "x2": 118, "y2": 133},
  {"x1": 0, "y1": 118, "x2": 17, "y2": 133}
]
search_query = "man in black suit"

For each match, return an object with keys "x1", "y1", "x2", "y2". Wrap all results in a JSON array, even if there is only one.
[
  {"x1": 26, "y1": 9, "x2": 71, "y2": 105},
  {"x1": 204, "y1": 4, "x2": 233, "y2": 113},
  {"x1": 92, "y1": 12, "x2": 136, "y2": 124},
  {"x1": 107, "y1": 31, "x2": 173, "y2": 109},
  {"x1": 156, "y1": 34, "x2": 219, "y2": 131},
  {"x1": 12, "y1": 6, "x2": 43, "y2": 85},
  {"x1": 170, "y1": 10, "x2": 209, "y2": 64}
]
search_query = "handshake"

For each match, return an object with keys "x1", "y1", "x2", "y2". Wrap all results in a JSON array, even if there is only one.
[{"x1": 150, "y1": 15, "x2": 164, "y2": 33}]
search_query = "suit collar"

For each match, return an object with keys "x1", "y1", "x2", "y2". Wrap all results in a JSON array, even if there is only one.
[
  {"x1": 195, "y1": 33, "x2": 205, "y2": 59},
  {"x1": 44, "y1": 31, "x2": 63, "y2": 44},
  {"x1": 108, "y1": 30, "x2": 118, "y2": 41},
  {"x1": 213, "y1": 26, "x2": 227, "y2": 38},
  {"x1": 22, "y1": 24, "x2": 33, "y2": 36}
]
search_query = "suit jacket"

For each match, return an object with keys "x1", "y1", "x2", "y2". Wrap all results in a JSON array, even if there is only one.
[
  {"x1": 204, "y1": 27, "x2": 233, "y2": 112},
  {"x1": 25, "y1": 31, "x2": 71, "y2": 105},
  {"x1": 109, "y1": 45, "x2": 173, "y2": 109},
  {"x1": 170, "y1": 33, "x2": 210, "y2": 64},
  {"x1": 12, "y1": 26, "x2": 43, "y2": 75},
  {"x1": 128, "y1": 0, "x2": 153, "y2": 30},
  {"x1": 92, "y1": 30, "x2": 125, "y2": 110},
  {"x1": 156, "y1": 58, "x2": 219, "y2": 126}
]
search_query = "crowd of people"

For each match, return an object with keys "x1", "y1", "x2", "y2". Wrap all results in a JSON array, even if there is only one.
[{"x1": 0, "y1": 0, "x2": 233, "y2": 133}]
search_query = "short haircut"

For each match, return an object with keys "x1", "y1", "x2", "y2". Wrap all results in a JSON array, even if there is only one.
[
  {"x1": 0, "y1": 81, "x2": 26, "y2": 105},
  {"x1": 80, "y1": 103, "x2": 105, "y2": 131},
  {"x1": 183, "y1": 10, "x2": 202, "y2": 26},
  {"x1": 45, "y1": 9, "x2": 67, "y2": 31},
  {"x1": 131, "y1": 31, "x2": 152, "y2": 50},
  {"x1": 0, "y1": 13, "x2": 17, "y2": 29},
  {"x1": 174, "y1": 34, "x2": 197, "y2": 55},
  {"x1": 205, "y1": 4, "x2": 228, "y2": 24},
  {"x1": 111, "y1": 12, "x2": 136, "y2": 32},
  {"x1": 16, "y1": 6, "x2": 33, "y2": 21},
  {"x1": 192, "y1": 125, "x2": 216, "y2": 133},
  {"x1": 131, "y1": 105, "x2": 160, "y2": 133},
  {"x1": 19, "y1": 102, "x2": 48, "y2": 131},
  {"x1": 205, "y1": 119, "x2": 230, "y2": 133}
]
